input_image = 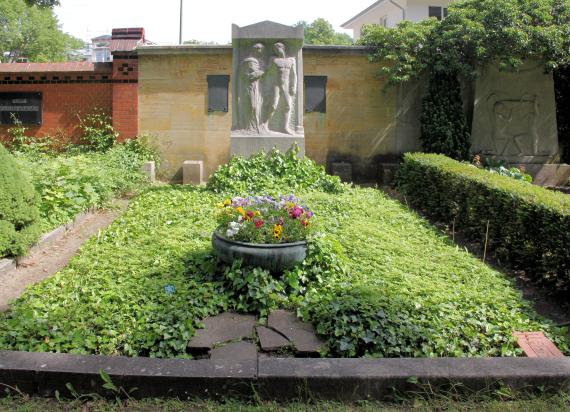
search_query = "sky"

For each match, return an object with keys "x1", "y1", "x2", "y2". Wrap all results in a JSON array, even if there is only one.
[{"x1": 54, "y1": 0, "x2": 375, "y2": 45}]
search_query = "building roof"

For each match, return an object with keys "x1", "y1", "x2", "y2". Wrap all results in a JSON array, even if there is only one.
[
  {"x1": 342, "y1": 0, "x2": 389, "y2": 27},
  {"x1": 0, "y1": 62, "x2": 112, "y2": 73}
]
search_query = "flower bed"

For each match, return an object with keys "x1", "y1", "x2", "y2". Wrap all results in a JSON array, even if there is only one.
[
  {"x1": 0, "y1": 185, "x2": 567, "y2": 358},
  {"x1": 216, "y1": 195, "x2": 314, "y2": 244}
]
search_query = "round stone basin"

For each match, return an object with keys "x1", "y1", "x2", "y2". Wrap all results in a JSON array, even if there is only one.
[{"x1": 212, "y1": 231, "x2": 307, "y2": 273}]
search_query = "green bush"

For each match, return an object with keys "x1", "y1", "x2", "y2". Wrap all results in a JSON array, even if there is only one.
[
  {"x1": 207, "y1": 145, "x2": 344, "y2": 195},
  {"x1": 420, "y1": 71, "x2": 471, "y2": 160},
  {"x1": 397, "y1": 153, "x2": 570, "y2": 289},
  {"x1": 77, "y1": 109, "x2": 118, "y2": 153},
  {"x1": 0, "y1": 144, "x2": 42, "y2": 257},
  {"x1": 16, "y1": 144, "x2": 153, "y2": 232}
]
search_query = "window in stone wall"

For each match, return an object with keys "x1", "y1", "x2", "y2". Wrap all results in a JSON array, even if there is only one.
[
  {"x1": 0, "y1": 92, "x2": 42, "y2": 125},
  {"x1": 207, "y1": 75, "x2": 230, "y2": 112},
  {"x1": 305, "y1": 76, "x2": 327, "y2": 113}
]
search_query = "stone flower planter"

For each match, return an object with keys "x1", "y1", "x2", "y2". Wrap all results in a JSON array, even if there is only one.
[{"x1": 212, "y1": 231, "x2": 307, "y2": 273}]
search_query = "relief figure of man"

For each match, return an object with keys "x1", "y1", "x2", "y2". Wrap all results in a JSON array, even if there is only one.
[{"x1": 263, "y1": 42, "x2": 297, "y2": 134}]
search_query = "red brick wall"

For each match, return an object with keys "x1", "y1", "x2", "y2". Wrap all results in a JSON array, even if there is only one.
[
  {"x1": 0, "y1": 82, "x2": 112, "y2": 141},
  {"x1": 112, "y1": 56, "x2": 139, "y2": 139},
  {"x1": 0, "y1": 59, "x2": 140, "y2": 142}
]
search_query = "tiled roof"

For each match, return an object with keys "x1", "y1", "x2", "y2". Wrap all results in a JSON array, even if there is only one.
[
  {"x1": 0, "y1": 62, "x2": 112, "y2": 73},
  {"x1": 109, "y1": 39, "x2": 141, "y2": 53}
]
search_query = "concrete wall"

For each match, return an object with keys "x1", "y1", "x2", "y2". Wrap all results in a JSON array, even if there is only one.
[
  {"x1": 138, "y1": 47, "x2": 233, "y2": 181},
  {"x1": 138, "y1": 45, "x2": 422, "y2": 183}
]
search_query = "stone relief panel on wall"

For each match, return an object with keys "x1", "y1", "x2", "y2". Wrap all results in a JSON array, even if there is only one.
[
  {"x1": 487, "y1": 93, "x2": 539, "y2": 156},
  {"x1": 235, "y1": 41, "x2": 298, "y2": 136}
]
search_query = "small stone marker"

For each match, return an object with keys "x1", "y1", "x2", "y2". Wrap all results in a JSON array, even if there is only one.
[
  {"x1": 142, "y1": 161, "x2": 156, "y2": 182},
  {"x1": 513, "y1": 332, "x2": 565, "y2": 358},
  {"x1": 209, "y1": 341, "x2": 258, "y2": 361},
  {"x1": 188, "y1": 312, "x2": 256, "y2": 352},
  {"x1": 268, "y1": 310, "x2": 325, "y2": 356},
  {"x1": 182, "y1": 160, "x2": 204, "y2": 185},
  {"x1": 257, "y1": 326, "x2": 290, "y2": 352}
]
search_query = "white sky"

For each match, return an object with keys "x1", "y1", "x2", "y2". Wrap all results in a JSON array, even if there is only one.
[{"x1": 55, "y1": 0, "x2": 375, "y2": 45}]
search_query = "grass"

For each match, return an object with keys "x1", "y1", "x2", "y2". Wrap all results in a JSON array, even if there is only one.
[
  {"x1": 1, "y1": 391, "x2": 570, "y2": 411},
  {"x1": 0, "y1": 185, "x2": 565, "y2": 358}
]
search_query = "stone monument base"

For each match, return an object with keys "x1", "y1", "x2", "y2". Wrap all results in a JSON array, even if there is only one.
[{"x1": 230, "y1": 134, "x2": 305, "y2": 158}]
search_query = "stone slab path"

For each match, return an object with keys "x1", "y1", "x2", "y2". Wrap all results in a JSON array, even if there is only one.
[
  {"x1": 0, "y1": 201, "x2": 128, "y2": 312},
  {"x1": 188, "y1": 310, "x2": 325, "y2": 360}
]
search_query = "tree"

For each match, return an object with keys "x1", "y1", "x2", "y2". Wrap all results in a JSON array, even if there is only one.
[
  {"x1": 26, "y1": 0, "x2": 59, "y2": 6},
  {"x1": 0, "y1": 0, "x2": 83, "y2": 62},
  {"x1": 295, "y1": 18, "x2": 353, "y2": 45}
]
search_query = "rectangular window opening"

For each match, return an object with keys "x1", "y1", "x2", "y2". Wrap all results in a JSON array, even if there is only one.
[
  {"x1": 429, "y1": 6, "x2": 443, "y2": 20},
  {"x1": 305, "y1": 76, "x2": 327, "y2": 113},
  {"x1": 207, "y1": 75, "x2": 230, "y2": 112}
]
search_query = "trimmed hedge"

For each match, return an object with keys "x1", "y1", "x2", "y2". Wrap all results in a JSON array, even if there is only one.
[
  {"x1": 397, "y1": 153, "x2": 570, "y2": 290},
  {"x1": 0, "y1": 144, "x2": 42, "y2": 257}
]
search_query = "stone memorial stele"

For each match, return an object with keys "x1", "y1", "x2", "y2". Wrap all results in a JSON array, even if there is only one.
[{"x1": 231, "y1": 21, "x2": 305, "y2": 157}]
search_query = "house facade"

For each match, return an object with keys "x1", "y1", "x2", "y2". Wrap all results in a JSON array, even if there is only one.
[{"x1": 342, "y1": 0, "x2": 452, "y2": 40}]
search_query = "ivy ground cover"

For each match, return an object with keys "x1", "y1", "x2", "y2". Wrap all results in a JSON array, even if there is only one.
[{"x1": 0, "y1": 185, "x2": 567, "y2": 358}]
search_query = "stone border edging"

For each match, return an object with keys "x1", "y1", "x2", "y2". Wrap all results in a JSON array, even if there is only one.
[
  {"x1": 1, "y1": 351, "x2": 569, "y2": 400},
  {"x1": 0, "y1": 209, "x2": 93, "y2": 279}
]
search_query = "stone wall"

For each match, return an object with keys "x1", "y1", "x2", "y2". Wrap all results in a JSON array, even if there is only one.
[
  {"x1": 138, "y1": 45, "x2": 423, "y2": 182},
  {"x1": 138, "y1": 47, "x2": 233, "y2": 181}
]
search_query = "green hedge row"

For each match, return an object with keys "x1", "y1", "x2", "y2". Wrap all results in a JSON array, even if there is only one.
[{"x1": 397, "y1": 153, "x2": 570, "y2": 290}]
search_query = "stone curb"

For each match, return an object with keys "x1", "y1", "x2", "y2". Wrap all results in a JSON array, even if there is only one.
[
  {"x1": 1, "y1": 351, "x2": 569, "y2": 400},
  {"x1": 0, "y1": 210, "x2": 94, "y2": 278}
]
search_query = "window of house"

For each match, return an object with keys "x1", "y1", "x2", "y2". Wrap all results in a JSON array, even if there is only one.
[
  {"x1": 207, "y1": 75, "x2": 230, "y2": 112},
  {"x1": 0, "y1": 92, "x2": 42, "y2": 125},
  {"x1": 429, "y1": 6, "x2": 448, "y2": 20},
  {"x1": 305, "y1": 76, "x2": 327, "y2": 113},
  {"x1": 380, "y1": 15, "x2": 388, "y2": 27}
]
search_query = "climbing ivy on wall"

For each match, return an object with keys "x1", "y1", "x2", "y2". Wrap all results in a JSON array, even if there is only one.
[{"x1": 359, "y1": 0, "x2": 570, "y2": 159}]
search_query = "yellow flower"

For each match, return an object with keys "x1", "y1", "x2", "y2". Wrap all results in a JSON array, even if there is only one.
[
  {"x1": 273, "y1": 224, "x2": 283, "y2": 239},
  {"x1": 236, "y1": 206, "x2": 246, "y2": 217},
  {"x1": 223, "y1": 199, "x2": 232, "y2": 207}
]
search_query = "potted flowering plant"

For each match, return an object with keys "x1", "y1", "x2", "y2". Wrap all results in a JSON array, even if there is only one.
[{"x1": 212, "y1": 195, "x2": 314, "y2": 272}]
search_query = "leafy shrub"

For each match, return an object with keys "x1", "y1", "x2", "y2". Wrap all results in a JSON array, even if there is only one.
[
  {"x1": 0, "y1": 144, "x2": 42, "y2": 257},
  {"x1": 398, "y1": 153, "x2": 570, "y2": 289},
  {"x1": 207, "y1": 145, "x2": 344, "y2": 195},
  {"x1": 420, "y1": 71, "x2": 471, "y2": 161},
  {"x1": 16, "y1": 144, "x2": 152, "y2": 231},
  {"x1": 77, "y1": 109, "x2": 118, "y2": 152}
]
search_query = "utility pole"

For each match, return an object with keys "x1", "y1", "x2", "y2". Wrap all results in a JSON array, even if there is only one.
[{"x1": 179, "y1": 0, "x2": 183, "y2": 45}]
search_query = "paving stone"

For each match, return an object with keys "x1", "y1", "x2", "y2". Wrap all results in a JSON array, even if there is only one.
[
  {"x1": 513, "y1": 332, "x2": 565, "y2": 358},
  {"x1": 257, "y1": 326, "x2": 290, "y2": 352},
  {"x1": 188, "y1": 312, "x2": 256, "y2": 351},
  {"x1": 210, "y1": 341, "x2": 258, "y2": 361},
  {"x1": 267, "y1": 310, "x2": 325, "y2": 356}
]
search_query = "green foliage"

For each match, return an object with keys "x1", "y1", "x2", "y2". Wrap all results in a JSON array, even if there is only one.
[
  {"x1": 420, "y1": 71, "x2": 471, "y2": 160},
  {"x1": 77, "y1": 110, "x2": 119, "y2": 153},
  {"x1": 486, "y1": 165, "x2": 533, "y2": 183},
  {"x1": 0, "y1": 143, "x2": 41, "y2": 257},
  {"x1": 1, "y1": 185, "x2": 566, "y2": 358},
  {"x1": 16, "y1": 144, "x2": 152, "y2": 231},
  {"x1": 295, "y1": 18, "x2": 353, "y2": 45},
  {"x1": 398, "y1": 153, "x2": 570, "y2": 290},
  {"x1": 0, "y1": 0, "x2": 83, "y2": 63},
  {"x1": 360, "y1": 0, "x2": 570, "y2": 85},
  {"x1": 554, "y1": 66, "x2": 570, "y2": 163},
  {"x1": 207, "y1": 145, "x2": 344, "y2": 195}
]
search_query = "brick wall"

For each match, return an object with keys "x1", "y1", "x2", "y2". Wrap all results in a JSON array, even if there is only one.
[
  {"x1": 0, "y1": 68, "x2": 114, "y2": 142},
  {"x1": 112, "y1": 55, "x2": 139, "y2": 139}
]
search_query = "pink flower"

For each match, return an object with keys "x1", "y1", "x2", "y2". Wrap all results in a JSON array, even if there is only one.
[
  {"x1": 254, "y1": 219, "x2": 264, "y2": 229},
  {"x1": 289, "y1": 206, "x2": 303, "y2": 219}
]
